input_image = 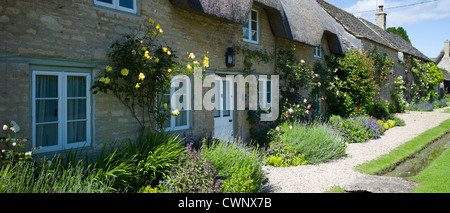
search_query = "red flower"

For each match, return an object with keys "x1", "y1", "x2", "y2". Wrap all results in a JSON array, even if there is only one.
[{"x1": 357, "y1": 106, "x2": 360, "y2": 111}]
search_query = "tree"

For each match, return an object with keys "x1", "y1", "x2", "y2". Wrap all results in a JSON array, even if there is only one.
[{"x1": 387, "y1": 27, "x2": 411, "y2": 44}]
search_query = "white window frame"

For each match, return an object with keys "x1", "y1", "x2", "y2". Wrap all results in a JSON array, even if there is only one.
[
  {"x1": 258, "y1": 77, "x2": 272, "y2": 111},
  {"x1": 314, "y1": 45, "x2": 322, "y2": 58},
  {"x1": 94, "y1": 0, "x2": 137, "y2": 14},
  {"x1": 243, "y1": 9, "x2": 259, "y2": 44},
  {"x1": 32, "y1": 71, "x2": 91, "y2": 154},
  {"x1": 163, "y1": 77, "x2": 191, "y2": 131}
]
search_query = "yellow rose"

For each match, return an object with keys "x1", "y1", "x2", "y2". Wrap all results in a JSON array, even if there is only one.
[
  {"x1": 159, "y1": 29, "x2": 163, "y2": 34},
  {"x1": 156, "y1": 24, "x2": 160, "y2": 30},
  {"x1": 148, "y1": 18, "x2": 154, "y2": 25},
  {"x1": 167, "y1": 51, "x2": 171, "y2": 55},
  {"x1": 144, "y1": 50, "x2": 150, "y2": 59},
  {"x1": 172, "y1": 109, "x2": 180, "y2": 116},
  {"x1": 186, "y1": 64, "x2": 192, "y2": 70},
  {"x1": 99, "y1": 77, "x2": 105, "y2": 82},
  {"x1": 139, "y1": 73, "x2": 145, "y2": 81},
  {"x1": 105, "y1": 65, "x2": 112, "y2": 72},
  {"x1": 203, "y1": 56, "x2": 209, "y2": 68},
  {"x1": 104, "y1": 77, "x2": 110, "y2": 84},
  {"x1": 188, "y1": 53, "x2": 195, "y2": 59},
  {"x1": 162, "y1": 47, "x2": 167, "y2": 52},
  {"x1": 168, "y1": 69, "x2": 172, "y2": 73},
  {"x1": 135, "y1": 83, "x2": 140, "y2": 89},
  {"x1": 121, "y1": 68, "x2": 129, "y2": 76},
  {"x1": 193, "y1": 61, "x2": 199, "y2": 66},
  {"x1": 149, "y1": 31, "x2": 156, "y2": 35},
  {"x1": 163, "y1": 103, "x2": 168, "y2": 109}
]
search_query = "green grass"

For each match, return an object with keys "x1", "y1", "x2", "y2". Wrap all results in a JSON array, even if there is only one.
[
  {"x1": 442, "y1": 108, "x2": 450, "y2": 113},
  {"x1": 408, "y1": 147, "x2": 450, "y2": 193},
  {"x1": 355, "y1": 119, "x2": 450, "y2": 175}
]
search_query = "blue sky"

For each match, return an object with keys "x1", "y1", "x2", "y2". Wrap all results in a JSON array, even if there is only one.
[{"x1": 325, "y1": 0, "x2": 450, "y2": 59}]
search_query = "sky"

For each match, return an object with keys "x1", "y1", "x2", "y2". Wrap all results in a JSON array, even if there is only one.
[{"x1": 325, "y1": 0, "x2": 450, "y2": 59}]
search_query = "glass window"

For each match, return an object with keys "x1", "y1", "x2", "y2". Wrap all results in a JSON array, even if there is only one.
[
  {"x1": 314, "y1": 45, "x2": 322, "y2": 58},
  {"x1": 94, "y1": 0, "x2": 136, "y2": 13},
  {"x1": 163, "y1": 77, "x2": 190, "y2": 130},
  {"x1": 243, "y1": 9, "x2": 258, "y2": 44},
  {"x1": 32, "y1": 71, "x2": 91, "y2": 153}
]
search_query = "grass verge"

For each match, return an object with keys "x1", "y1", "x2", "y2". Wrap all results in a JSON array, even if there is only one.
[
  {"x1": 354, "y1": 119, "x2": 450, "y2": 175},
  {"x1": 408, "y1": 147, "x2": 450, "y2": 193}
]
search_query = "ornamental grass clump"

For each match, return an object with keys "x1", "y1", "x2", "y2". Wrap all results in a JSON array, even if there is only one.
[
  {"x1": 270, "y1": 121, "x2": 346, "y2": 164},
  {"x1": 201, "y1": 140, "x2": 265, "y2": 193}
]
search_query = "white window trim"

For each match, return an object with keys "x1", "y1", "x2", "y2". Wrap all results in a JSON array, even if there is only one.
[
  {"x1": 164, "y1": 77, "x2": 191, "y2": 131},
  {"x1": 94, "y1": 0, "x2": 137, "y2": 14},
  {"x1": 243, "y1": 9, "x2": 259, "y2": 44},
  {"x1": 32, "y1": 71, "x2": 91, "y2": 154},
  {"x1": 314, "y1": 45, "x2": 322, "y2": 58},
  {"x1": 258, "y1": 77, "x2": 272, "y2": 111}
]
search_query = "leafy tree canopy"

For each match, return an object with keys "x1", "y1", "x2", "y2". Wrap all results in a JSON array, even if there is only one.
[{"x1": 387, "y1": 27, "x2": 411, "y2": 44}]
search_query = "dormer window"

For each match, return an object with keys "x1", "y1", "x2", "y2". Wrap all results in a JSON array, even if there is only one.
[
  {"x1": 243, "y1": 9, "x2": 259, "y2": 44},
  {"x1": 314, "y1": 45, "x2": 322, "y2": 58},
  {"x1": 94, "y1": 0, "x2": 137, "y2": 14}
]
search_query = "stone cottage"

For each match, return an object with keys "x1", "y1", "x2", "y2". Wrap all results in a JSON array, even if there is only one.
[
  {"x1": 435, "y1": 41, "x2": 450, "y2": 94},
  {"x1": 0, "y1": 0, "x2": 345, "y2": 155},
  {"x1": 316, "y1": 0, "x2": 431, "y2": 101}
]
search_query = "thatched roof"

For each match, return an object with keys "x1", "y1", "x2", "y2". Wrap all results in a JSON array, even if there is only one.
[
  {"x1": 170, "y1": 0, "x2": 343, "y2": 50},
  {"x1": 316, "y1": 0, "x2": 430, "y2": 61}
]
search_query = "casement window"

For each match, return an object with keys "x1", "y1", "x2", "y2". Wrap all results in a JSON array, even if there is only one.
[
  {"x1": 243, "y1": 9, "x2": 259, "y2": 44},
  {"x1": 258, "y1": 77, "x2": 272, "y2": 111},
  {"x1": 314, "y1": 45, "x2": 322, "y2": 58},
  {"x1": 94, "y1": 0, "x2": 137, "y2": 14},
  {"x1": 161, "y1": 77, "x2": 190, "y2": 131},
  {"x1": 32, "y1": 71, "x2": 91, "y2": 153}
]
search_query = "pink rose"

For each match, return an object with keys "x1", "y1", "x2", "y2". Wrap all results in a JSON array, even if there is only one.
[
  {"x1": 307, "y1": 104, "x2": 311, "y2": 109},
  {"x1": 275, "y1": 127, "x2": 280, "y2": 131},
  {"x1": 282, "y1": 87, "x2": 287, "y2": 92},
  {"x1": 321, "y1": 96, "x2": 325, "y2": 101},
  {"x1": 317, "y1": 82, "x2": 321, "y2": 87},
  {"x1": 303, "y1": 98, "x2": 307, "y2": 103},
  {"x1": 305, "y1": 110, "x2": 310, "y2": 114},
  {"x1": 300, "y1": 59, "x2": 305, "y2": 64},
  {"x1": 290, "y1": 88, "x2": 295, "y2": 93},
  {"x1": 288, "y1": 108, "x2": 294, "y2": 114}
]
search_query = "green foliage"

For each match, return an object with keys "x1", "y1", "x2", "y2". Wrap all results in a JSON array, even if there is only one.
[
  {"x1": 405, "y1": 57, "x2": 443, "y2": 103},
  {"x1": 264, "y1": 140, "x2": 307, "y2": 167},
  {"x1": 271, "y1": 121, "x2": 346, "y2": 164},
  {"x1": 162, "y1": 143, "x2": 222, "y2": 193},
  {"x1": 326, "y1": 50, "x2": 378, "y2": 117},
  {"x1": 369, "y1": 47, "x2": 395, "y2": 89},
  {"x1": 387, "y1": 27, "x2": 411, "y2": 44},
  {"x1": 330, "y1": 115, "x2": 383, "y2": 144},
  {"x1": 201, "y1": 140, "x2": 264, "y2": 193},
  {"x1": 391, "y1": 76, "x2": 407, "y2": 113},
  {"x1": 368, "y1": 98, "x2": 391, "y2": 119},
  {"x1": 1, "y1": 121, "x2": 33, "y2": 166},
  {"x1": 0, "y1": 160, "x2": 114, "y2": 193},
  {"x1": 234, "y1": 44, "x2": 274, "y2": 74}
]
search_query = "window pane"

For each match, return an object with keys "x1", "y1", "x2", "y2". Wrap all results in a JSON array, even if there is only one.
[
  {"x1": 175, "y1": 110, "x2": 187, "y2": 127},
  {"x1": 36, "y1": 100, "x2": 58, "y2": 123},
  {"x1": 36, "y1": 124, "x2": 58, "y2": 147},
  {"x1": 243, "y1": 28, "x2": 249, "y2": 40},
  {"x1": 251, "y1": 31, "x2": 257, "y2": 41},
  {"x1": 67, "y1": 121, "x2": 86, "y2": 143},
  {"x1": 67, "y1": 76, "x2": 86, "y2": 97},
  {"x1": 36, "y1": 75, "x2": 58, "y2": 98},
  {"x1": 98, "y1": 0, "x2": 113, "y2": 4},
  {"x1": 251, "y1": 21, "x2": 257, "y2": 31},
  {"x1": 67, "y1": 99, "x2": 87, "y2": 120},
  {"x1": 251, "y1": 11, "x2": 257, "y2": 21},
  {"x1": 223, "y1": 82, "x2": 230, "y2": 117},
  {"x1": 243, "y1": 21, "x2": 249, "y2": 30},
  {"x1": 119, "y1": 0, "x2": 134, "y2": 9}
]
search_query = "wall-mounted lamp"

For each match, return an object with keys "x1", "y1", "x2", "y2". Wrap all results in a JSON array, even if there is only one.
[{"x1": 225, "y1": 47, "x2": 235, "y2": 67}]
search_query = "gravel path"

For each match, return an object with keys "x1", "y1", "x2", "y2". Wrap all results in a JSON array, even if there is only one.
[{"x1": 262, "y1": 108, "x2": 450, "y2": 193}]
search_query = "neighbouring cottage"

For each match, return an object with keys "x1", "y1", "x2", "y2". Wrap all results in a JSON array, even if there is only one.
[
  {"x1": 316, "y1": 0, "x2": 431, "y2": 102},
  {"x1": 434, "y1": 41, "x2": 450, "y2": 94},
  {"x1": 0, "y1": 0, "x2": 344, "y2": 155}
]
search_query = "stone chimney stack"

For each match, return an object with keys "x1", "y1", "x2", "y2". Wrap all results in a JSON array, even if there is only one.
[
  {"x1": 445, "y1": 40, "x2": 450, "y2": 58},
  {"x1": 376, "y1": 5, "x2": 387, "y2": 30}
]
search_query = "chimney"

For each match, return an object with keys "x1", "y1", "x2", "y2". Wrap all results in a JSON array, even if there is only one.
[
  {"x1": 376, "y1": 5, "x2": 387, "y2": 30},
  {"x1": 445, "y1": 40, "x2": 450, "y2": 58}
]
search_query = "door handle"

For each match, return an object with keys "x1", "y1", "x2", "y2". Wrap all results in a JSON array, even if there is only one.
[{"x1": 229, "y1": 120, "x2": 232, "y2": 122}]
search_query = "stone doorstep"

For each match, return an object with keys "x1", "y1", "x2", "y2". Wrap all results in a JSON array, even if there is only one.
[{"x1": 342, "y1": 175, "x2": 418, "y2": 193}]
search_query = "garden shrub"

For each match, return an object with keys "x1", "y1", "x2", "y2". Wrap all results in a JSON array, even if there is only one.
[
  {"x1": 264, "y1": 141, "x2": 307, "y2": 167},
  {"x1": 201, "y1": 140, "x2": 265, "y2": 193},
  {"x1": 271, "y1": 121, "x2": 346, "y2": 164},
  {"x1": 326, "y1": 50, "x2": 378, "y2": 117},
  {"x1": 1, "y1": 121, "x2": 33, "y2": 166},
  {"x1": 161, "y1": 143, "x2": 222, "y2": 193},
  {"x1": 368, "y1": 99, "x2": 391, "y2": 119},
  {"x1": 330, "y1": 115, "x2": 383, "y2": 144}
]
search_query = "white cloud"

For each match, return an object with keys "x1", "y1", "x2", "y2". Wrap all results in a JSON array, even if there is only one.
[{"x1": 344, "y1": 0, "x2": 450, "y2": 27}]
